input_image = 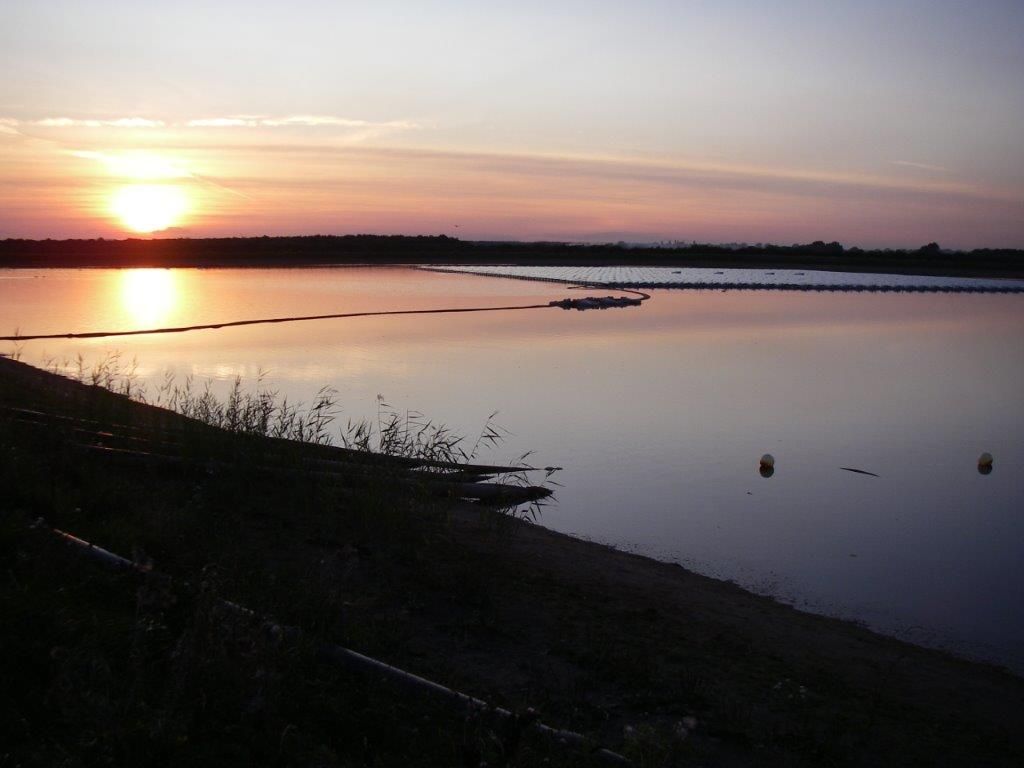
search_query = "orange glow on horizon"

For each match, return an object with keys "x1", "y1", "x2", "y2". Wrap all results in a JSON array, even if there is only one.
[{"x1": 1, "y1": 125, "x2": 1019, "y2": 247}]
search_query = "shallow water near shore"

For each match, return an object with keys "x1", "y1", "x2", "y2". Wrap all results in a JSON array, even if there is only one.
[{"x1": 2, "y1": 265, "x2": 1023, "y2": 671}]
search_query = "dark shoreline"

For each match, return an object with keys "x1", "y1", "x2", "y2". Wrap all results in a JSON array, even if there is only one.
[
  {"x1": 3, "y1": 234, "x2": 1024, "y2": 278},
  {"x1": 2, "y1": 355, "x2": 1024, "y2": 766}
]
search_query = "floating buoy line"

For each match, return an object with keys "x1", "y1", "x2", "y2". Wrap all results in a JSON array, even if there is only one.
[
  {"x1": 0, "y1": 285, "x2": 650, "y2": 343},
  {"x1": 756, "y1": 454, "x2": 992, "y2": 478}
]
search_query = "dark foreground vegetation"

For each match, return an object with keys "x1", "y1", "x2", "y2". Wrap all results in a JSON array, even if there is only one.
[
  {"x1": 2, "y1": 355, "x2": 1024, "y2": 767},
  {"x1": 2, "y1": 235, "x2": 1023, "y2": 277}
]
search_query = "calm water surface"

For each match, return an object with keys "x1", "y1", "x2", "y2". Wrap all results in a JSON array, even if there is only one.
[{"x1": 3, "y1": 266, "x2": 1023, "y2": 670}]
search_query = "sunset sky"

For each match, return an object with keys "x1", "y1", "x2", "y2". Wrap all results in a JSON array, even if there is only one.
[{"x1": 1, "y1": 0, "x2": 1022, "y2": 247}]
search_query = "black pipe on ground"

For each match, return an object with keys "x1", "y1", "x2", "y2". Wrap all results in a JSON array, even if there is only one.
[{"x1": 43, "y1": 523, "x2": 630, "y2": 766}]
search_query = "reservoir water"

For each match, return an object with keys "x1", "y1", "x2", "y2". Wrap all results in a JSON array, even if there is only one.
[{"x1": 2, "y1": 265, "x2": 1022, "y2": 671}]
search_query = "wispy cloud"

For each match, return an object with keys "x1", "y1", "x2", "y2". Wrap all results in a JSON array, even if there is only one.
[
  {"x1": 204, "y1": 144, "x2": 1004, "y2": 206},
  {"x1": 185, "y1": 117, "x2": 259, "y2": 128},
  {"x1": 1, "y1": 113, "x2": 415, "y2": 137},
  {"x1": 261, "y1": 115, "x2": 416, "y2": 129},
  {"x1": 33, "y1": 117, "x2": 166, "y2": 128},
  {"x1": 67, "y1": 149, "x2": 252, "y2": 199},
  {"x1": 186, "y1": 114, "x2": 418, "y2": 130},
  {"x1": 68, "y1": 149, "x2": 190, "y2": 179},
  {"x1": 890, "y1": 160, "x2": 948, "y2": 173},
  {"x1": 1, "y1": 114, "x2": 416, "y2": 132}
]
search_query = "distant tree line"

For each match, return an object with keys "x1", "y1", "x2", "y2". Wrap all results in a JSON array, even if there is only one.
[{"x1": 0, "y1": 235, "x2": 1021, "y2": 276}]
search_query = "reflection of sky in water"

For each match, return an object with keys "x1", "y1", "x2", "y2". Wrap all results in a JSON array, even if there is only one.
[{"x1": 2, "y1": 267, "x2": 1023, "y2": 672}]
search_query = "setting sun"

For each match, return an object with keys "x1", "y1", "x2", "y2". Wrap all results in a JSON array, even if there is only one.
[{"x1": 111, "y1": 183, "x2": 188, "y2": 233}]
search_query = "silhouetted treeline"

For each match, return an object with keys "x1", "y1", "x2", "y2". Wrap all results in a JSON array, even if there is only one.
[{"x1": 1, "y1": 235, "x2": 1022, "y2": 276}]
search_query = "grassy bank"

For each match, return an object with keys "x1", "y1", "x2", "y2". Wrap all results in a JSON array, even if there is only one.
[{"x1": 2, "y1": 356, "x2": 1023, "y2": 766}]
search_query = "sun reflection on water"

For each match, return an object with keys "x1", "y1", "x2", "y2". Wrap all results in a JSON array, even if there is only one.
[{"x1": 120, "y1": 269, "x2": 177, "y2": 328}]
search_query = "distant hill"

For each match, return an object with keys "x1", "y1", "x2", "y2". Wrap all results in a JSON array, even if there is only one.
[{"x1": 1, "y1": 235, "x2": 1022, "y2": 277}]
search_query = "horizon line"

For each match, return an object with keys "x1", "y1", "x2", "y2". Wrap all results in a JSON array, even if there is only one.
[{"x1": 1, "y1": 233, "x2": 1022, "y2": 255}]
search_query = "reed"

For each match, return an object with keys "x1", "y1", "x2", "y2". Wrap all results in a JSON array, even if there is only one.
[{"x1": 37, "y1": 352, "x2": 556, "y2": 515}]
